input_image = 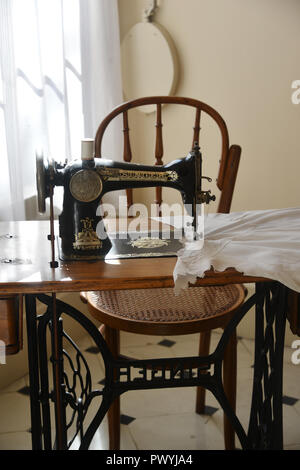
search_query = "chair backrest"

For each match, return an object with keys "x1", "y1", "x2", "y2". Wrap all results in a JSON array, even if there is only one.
[{"x1": 94, "y1": 96, "x2": 241, "y2": 214}]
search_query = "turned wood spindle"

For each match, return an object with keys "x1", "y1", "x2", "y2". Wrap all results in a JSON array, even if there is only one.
[
  {"x1": 155, "y1": 103, "x2": 163, "y2": 215},
  {"x1": 192, "y1": 107, "x2": 201, "y2": 150},
  {"x1": 122, "y1": 110, "x2": 133, "y2": 211}
]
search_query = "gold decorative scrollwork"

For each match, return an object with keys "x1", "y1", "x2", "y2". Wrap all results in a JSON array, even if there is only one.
[
  {"x1": 73, "y1": 217, "x2": 102, "y2": 251},
  {"x1": 129, "y1": 237, "x2": 170, "y2": 249},
  {"x1": 97, "y1": 167, "x2": 178, "y2": 183}
]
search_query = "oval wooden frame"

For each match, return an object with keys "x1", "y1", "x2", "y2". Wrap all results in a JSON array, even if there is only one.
[{"x1": 121, "y1": 21, "x2": 179, "y2": 114}]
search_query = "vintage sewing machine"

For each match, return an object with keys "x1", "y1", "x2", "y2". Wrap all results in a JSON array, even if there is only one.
[{"x1": 36, "y1": 139, "x2": 215, "y2": 261}]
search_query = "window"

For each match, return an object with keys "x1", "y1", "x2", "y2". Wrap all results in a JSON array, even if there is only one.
[{"x1": 0, "y1": 0, "x2": 122, "y2": 220}]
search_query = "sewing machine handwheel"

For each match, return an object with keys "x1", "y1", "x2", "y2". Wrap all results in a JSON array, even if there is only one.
[{"x1": 36, "y1": 152, "x2": 47, "y2": 213}]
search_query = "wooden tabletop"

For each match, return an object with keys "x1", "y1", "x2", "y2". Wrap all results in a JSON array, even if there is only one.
[{"x1": 0, "y1": 220, "x2": 268, "y2": 294}]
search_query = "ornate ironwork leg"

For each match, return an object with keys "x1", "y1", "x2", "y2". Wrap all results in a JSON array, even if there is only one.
[
  {"x1": 37, "y1": 308, "x2": 52, "y2": 449},
  {"x1": 49, "y1": 293, "x2": 68, "y2": 449},
  {"x1": 35, "y1": 293, "x2": 115, "y2": 450},
  {"x1": 201, "y1": 290, "x2": 261, "y2": 450},
  {"x1": 25, "y1": 294, "x2": 42, "y2": 450},
  {"x1": 25, "y1": 282, "x2": 287, "y2": 450},
  {"x1": 247, "y1": 282, "x2": 287, "y2": 449}
]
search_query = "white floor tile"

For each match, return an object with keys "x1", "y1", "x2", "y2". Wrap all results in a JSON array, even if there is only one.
[
  {"x1": 89, "y1": 418, "x2": 137, "y2": 450},
  {"x1": 120, "y1": 331, "x2": 165, "y2": 348},
  {"x1": 0, "y1": 392, "x2": 31, "y2": 433},
  {"x1": 121, "y1": 386, "x2": 197, "y2": 419},
  {"x1": 1, "y1": 376, "x2": 27, "y2": 394},
  {"x1": 121, "y1": 344, "x2": 176, "y2": 361},
  {"x1": 0, "y1": 431, "x2": 32, "y2": 450},
  {"x1": 282, "y1": 363, "x2": 300, "y2": 402},
  {"x1": 282, "y1": 404, "x2": 300, "y2": 447},
  {"x1": 163, "y1": 333, "x2": 201, "y2": 345},
  {"x1": 209, "y1": 376, "x2": 253, "y2": 444},
  {"x1": 68, "y1": 416, "x2": 137, "y2": 450},
  {"x1": 129, "y1": 412, "x2": 224, "y2": 450},
  {"x1": 284, "y1": 443, "x2": 300, "y2": 450}
]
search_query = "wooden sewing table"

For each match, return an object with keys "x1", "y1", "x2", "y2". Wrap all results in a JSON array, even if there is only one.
[{"x1": 0, "y1": 220, "x2": 296, "y2": 450}]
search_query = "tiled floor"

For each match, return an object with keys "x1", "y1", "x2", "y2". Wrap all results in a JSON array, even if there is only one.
[{"x1": 0, "y1": 330, "x2": 299, "y2": 450}]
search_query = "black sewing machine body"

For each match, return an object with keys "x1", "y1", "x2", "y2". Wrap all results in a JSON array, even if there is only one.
[{"x1": 36, "y1": 142, "x2": 215, "y2": 260}]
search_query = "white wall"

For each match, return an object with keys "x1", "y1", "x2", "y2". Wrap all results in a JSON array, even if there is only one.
[
  {"x1": 118, "y1": 0, "x2": 300, "y2": 345},
  {"x1": 118, "y1": 0, "x2": 300, "y2": 212}
]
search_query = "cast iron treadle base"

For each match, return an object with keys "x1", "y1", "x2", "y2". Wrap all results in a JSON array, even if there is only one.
[{"x1": 25, "y1": 282, "x2": 287, "y2": 450}]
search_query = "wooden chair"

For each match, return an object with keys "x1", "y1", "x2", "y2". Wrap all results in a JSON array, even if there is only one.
[{"x1": 81, "y1": 96, "x2": 245, "y2": 450}]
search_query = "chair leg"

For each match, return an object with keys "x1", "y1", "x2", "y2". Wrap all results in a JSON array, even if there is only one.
[
  {"x1": 195, "y1": 330, "x2": 211, "y2": 414},
  {"x1": 223, "y1": 328, "x2": 237, "y2": 450},
  {"x1": 104, "y1": 325, "x2": 120, "y2": 450}
]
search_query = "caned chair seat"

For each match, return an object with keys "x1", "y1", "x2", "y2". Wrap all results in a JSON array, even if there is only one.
[{"x1": 86, "y1": 284, "x2": 245, "y2": 335}]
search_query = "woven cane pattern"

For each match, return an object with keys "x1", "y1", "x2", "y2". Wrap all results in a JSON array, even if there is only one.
[{"x1": 89, "y1": 285, "x2": 243, "y2": 323}]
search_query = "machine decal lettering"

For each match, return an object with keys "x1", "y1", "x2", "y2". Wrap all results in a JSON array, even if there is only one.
[{"x1": 97, "y1": 167, "x2": 178, "y2": 182}]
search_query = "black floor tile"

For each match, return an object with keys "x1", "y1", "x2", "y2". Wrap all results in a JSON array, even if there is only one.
[
  {"x1": 282, "y1": 395, "x2": 299, "y2": 406},
  {"x1": 120, "y1": 414, "x2": 136, "y2": 425},
  {"x1": 17, "y1": 386, "x2": 30, "y2": 396},
  {"x1": 158, "y1": 339, "x2": 176, "y2": 348}
]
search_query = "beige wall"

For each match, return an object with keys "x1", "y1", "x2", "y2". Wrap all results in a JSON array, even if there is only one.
[
  {"x1": 117, "y1": 0, "x2": 299, "y2": 345},
  {"x1": 118, "y1": 0, "x2": 300, "y2": 213}
]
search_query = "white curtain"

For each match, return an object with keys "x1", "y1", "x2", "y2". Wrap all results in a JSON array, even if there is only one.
[{"x1": 0, "y1": 0, "x2": 123, "y2": 221}]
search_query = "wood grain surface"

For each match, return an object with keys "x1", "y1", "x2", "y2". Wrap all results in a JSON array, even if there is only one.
[{"x1": 0, "y1": 220, "x2": 268, "y2": 294}]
